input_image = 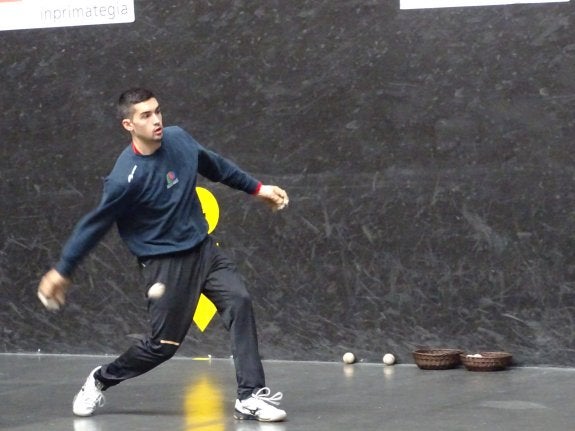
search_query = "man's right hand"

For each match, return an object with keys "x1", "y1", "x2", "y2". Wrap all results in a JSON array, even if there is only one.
[
  {"x1": 256, "y1": 185, "x2": 289, "y2": 212},
  {"x1": 37, "y1": 269, "x2": 71, "y2": 310}
]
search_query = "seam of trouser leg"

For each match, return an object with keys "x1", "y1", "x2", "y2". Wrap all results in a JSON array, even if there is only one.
[{"x1": 160, "y1": 340, "x2": 180, "y2": 346}]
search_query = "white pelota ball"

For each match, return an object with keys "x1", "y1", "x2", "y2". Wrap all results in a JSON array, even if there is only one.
[
  {"x1": 147, "y1": 282, "x2": 166, "y2": 299},
  {"x1": 342, "y1": 352, "x2": 356, "y2": 364},
  {"x1": 383, "y1": 353, "x2": 396, "y2": 365}
]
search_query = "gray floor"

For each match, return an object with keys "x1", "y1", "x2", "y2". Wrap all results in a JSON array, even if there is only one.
[{"x1": 1, "y1": 353, "x2": 574, "y2": 431}]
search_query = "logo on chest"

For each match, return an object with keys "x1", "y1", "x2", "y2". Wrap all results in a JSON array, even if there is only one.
[{"x1": 166, "y1": 171, "x2": 180, "y2": 189}]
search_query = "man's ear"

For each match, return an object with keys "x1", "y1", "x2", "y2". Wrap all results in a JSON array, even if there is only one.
[{"x1": 122, "y1": 118, "x2": 134, "y2": 132}]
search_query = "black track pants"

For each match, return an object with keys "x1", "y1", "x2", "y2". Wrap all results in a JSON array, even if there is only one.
[{"x1": 96, "y1": 236, "x2": 265, "y2": 400}]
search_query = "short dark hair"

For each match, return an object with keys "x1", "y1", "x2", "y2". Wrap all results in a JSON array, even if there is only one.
[{"x1": 118, "y1": 88, "x2": 156, "y2": 119}]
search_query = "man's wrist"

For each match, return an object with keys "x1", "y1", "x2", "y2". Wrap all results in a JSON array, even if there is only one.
[{"x1": 251, "y1": 182, "x2": 262, "y2": 195}]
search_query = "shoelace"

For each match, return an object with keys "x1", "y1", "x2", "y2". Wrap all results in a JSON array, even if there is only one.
[
  {"x1": 78, "y1": 387, "x2": 105, "y2": 407},
  {"x1": 252, "y1": 387, "x2": 283, "y2": 405}
]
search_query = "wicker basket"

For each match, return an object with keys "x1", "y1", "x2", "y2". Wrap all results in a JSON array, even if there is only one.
[
  {"x1": 412, "y1": 349, "x2": 463, "y2": 370},
  {"x1": 461, "y1": 352, "x2": 512, "y2": 372}
]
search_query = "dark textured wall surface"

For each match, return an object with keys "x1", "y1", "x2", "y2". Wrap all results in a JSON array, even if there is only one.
[{"x1": 2, "y1": 1, "x2": 575, "y2": 366}]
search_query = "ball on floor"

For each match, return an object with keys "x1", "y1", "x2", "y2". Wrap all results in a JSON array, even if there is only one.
[
  {"x1": 383, "y1": 353, "x2": 396, "y2": 365},
  {"x1": 342, "y1": 352, "x2": 356, "y2": 364}
]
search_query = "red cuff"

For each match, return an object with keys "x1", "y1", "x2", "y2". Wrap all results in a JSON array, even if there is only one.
[{"x1": 252, "y1": 182, "x2": 262, "y2": 195}]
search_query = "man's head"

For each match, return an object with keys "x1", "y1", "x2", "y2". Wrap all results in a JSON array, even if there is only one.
[
  {"x1": 118, "y1": 88, "x2": 163, "y2": 148},
  {"x1": 117, "y1": 88, "x2": 156, "y2": 119}
]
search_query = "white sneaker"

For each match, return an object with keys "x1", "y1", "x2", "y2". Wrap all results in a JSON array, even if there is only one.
[
  {"x1": 234, "y1": 387, "x2": 287, "y2": 422},
  {"x1": 73, "y1": 367, "x2": 106, "y2": 417}
]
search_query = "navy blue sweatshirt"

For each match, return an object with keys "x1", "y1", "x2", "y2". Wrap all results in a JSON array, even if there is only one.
[{"x1": 55, "y1": 126, "x2": 260, "y2": 277}]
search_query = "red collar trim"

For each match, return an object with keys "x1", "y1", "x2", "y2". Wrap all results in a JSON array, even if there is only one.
[{"x1": 132, "y1": 141, "x2": 143, "y2": 155}]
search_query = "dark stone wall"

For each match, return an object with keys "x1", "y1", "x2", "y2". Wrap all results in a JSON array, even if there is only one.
[{"x1": 2, "y1": 1, "x2": 575, "y2": 366}]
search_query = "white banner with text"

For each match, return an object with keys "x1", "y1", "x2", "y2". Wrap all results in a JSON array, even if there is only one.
[
  {"x1": 0, "y1": 0, "x2": 134, "y2": 31},
  {"x1": 401, "y1": 0, "x2": 568, "y2": 9}
]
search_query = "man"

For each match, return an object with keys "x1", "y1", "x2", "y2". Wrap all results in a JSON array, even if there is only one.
[{"x1": 37, "y1": 88, "x2": 289, "y2": 422}]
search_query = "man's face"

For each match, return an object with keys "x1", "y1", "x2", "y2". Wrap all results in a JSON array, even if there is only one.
[{"x1": 122, "y1": 97, "x2": 163, "y2": 144}]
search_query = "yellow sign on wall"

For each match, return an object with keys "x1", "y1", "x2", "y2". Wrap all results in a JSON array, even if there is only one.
[
  {"x1": 192, "y1": 187, "x2": 219, "y2": 332},
  {"x1": 196, "y1": 187, "x2": 220, "y2": 234}
]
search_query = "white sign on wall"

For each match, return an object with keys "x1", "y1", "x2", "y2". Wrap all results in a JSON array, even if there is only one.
[
  {"x1": 0, "y1": 0, "x2": 135, "y2": 31},
  {"x1": 401, "y1": 0, "x2": 569, "y2": 9}
]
